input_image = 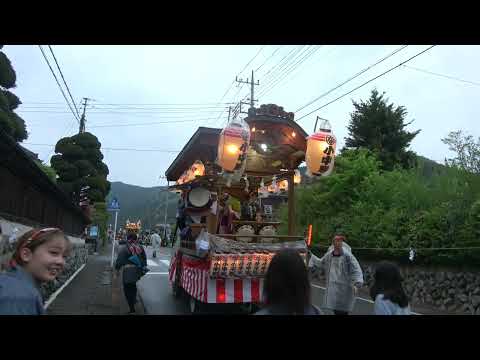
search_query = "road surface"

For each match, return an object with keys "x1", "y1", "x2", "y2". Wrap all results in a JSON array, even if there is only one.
[{"x1": 137, "y1": 247, "x2": 403, "y2": 315}]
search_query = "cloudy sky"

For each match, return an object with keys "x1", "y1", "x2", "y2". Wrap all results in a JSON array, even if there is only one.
[{"x1": 4, "y1": 45, "x2": 479, "y2": 187}]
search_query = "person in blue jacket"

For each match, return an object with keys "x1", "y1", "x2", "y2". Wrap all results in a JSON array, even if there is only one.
[{"x1": 0, "y1": 228, "x2": 71, "y2": 315}]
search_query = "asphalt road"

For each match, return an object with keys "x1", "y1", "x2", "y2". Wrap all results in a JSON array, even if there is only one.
[{"x1": 138, "y1": 247, "x2": 392, "y2": 315}]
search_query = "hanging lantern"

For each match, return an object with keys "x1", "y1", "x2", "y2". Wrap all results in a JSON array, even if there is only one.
[
  {"x1": 217, "y1": 119, "x2": 250, "y2": 173},
  {"x1": 294, "y1": 169, "x2": 302, "y2": 184},
  {"x1": 278, "y1": 179, "x2": 289, "y2": 192},
  {"x1": 305, "y1": 119, "x2": 336, "y2": 177},
  {"x1": 192, "y1": 160, "x2": 205, "y2": 178}
]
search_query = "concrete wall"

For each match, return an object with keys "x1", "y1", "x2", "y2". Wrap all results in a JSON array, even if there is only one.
[{"x1": 0, "y1": 217, "x2": 89, "y2": 301}]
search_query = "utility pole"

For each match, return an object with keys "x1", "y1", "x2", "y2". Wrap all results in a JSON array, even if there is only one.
[
  {"x1": 79, "y1": 97, "x2": 91, "y2": 134},
  {"x1": 236, "y1": 70, "x2": 260, "y2": 110}
]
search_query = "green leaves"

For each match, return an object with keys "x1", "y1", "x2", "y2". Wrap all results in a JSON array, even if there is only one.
[
  {"x1": 51, "y1": 131, "x2": 110, "y2": 204},
  {"x1": 0, "y1": 52, "x2": 16, "y2": 89},
  {"x1": 344, "y1": 89, "x2": 420, "y2": 171},
  {"x1": 284, "y1": 148, "x2": 480, "y2": 267}
]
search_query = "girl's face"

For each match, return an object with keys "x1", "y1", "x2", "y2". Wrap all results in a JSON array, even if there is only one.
[{"x1": 21, "y1": 235, "x2": 68, "y2": 282}]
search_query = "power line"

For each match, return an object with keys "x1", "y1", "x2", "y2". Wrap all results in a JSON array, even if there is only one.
[
  {"x1": 38, "y1": 45, "x2": 80, "y2": 123},
  {"x1": 238, "y1": 45, "x2": 266, "y2": 77},
  {"x1": 89, "y1": 117, "x2": 219, "y2": 128},
  {"x1": 296, "y1": 45, "x2": 436, "y2": 123},
  {"x1": 260, "y1": 46, "x2": 301, "y2": 83},
  {"x1": 295, "y1": 45, "x2": 409, "y2": 114},
  {"x1": 403, "y1": 64, "x2": 480, "y2": 87},
  {"x1": 259, "y1": 46, "x2": 306, "y2": 89},
  {"x1": 20, "y1": 101, "x2": 236, "y2": 106},
  {"x1": 255, "y1": 46, "x2": 282, "y2": 72},
  {"x1": 259, "y1": 45, "x2": 322, "y2": 99},
  {"x1": 258, "y1": 46, "x2": 313, "y2": 98},
  {"x1": 47, "y1": 45, "x2": 80, "y2": 118},
  {"x1": 24, "y1": 143, "x2": 181, "y2": 153},
  {"x1": 212, "y1": 46, "x2": 266, "y2": 127}
]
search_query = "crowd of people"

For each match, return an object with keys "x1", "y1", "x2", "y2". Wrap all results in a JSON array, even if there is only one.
[{"x1": 0, "y1": 225, "x2": 411, "y2": 315}]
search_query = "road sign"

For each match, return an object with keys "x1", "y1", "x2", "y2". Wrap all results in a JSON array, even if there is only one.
[
  {"x1": 89, "y1": 225, "x2": 99, "y2": 238},
  {"x1": 107, "y1": 197, "x2": 120, "y2": 211}
]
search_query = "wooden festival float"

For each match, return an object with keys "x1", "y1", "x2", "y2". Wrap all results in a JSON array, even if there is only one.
[{"x1": 165, "y1": 104, "x2": 336, "y2": 313}]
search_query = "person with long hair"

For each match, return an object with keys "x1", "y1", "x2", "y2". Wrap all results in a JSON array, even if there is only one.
[
  {"x1": 370, "y1": 261, "x2": 411, "y2": 315},
  {"x1": 0, "y1": 228, "x2": 71, "y2": 315},
  {"x1": 115, "y1": 233, "x2": 147, "y2": 314},
  {"x1": 255, "y1": 249, "x2": 323, "y2": 315}
]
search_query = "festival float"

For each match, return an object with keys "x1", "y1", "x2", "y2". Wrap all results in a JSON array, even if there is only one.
[{"x1": 164, "y1": 103, "x2": 336, "y2": 313}]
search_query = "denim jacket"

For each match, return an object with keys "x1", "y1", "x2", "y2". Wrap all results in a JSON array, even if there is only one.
[{"x1": 0, "y1": 266, "x2": 45, "y2": 315}]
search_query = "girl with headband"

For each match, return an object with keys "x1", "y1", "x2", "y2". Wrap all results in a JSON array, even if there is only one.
[{"x1": 0, "y1": 228, "x2": 71, "y2": 315}]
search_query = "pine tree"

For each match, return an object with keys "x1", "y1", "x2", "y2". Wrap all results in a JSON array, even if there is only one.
[
  {"x1": 0, "y1": 45, "x2": 28, "y2": 142},
  {"x1": 344, "y1": 89, "x2": 420, "y2": 171},
  {"x1": 51, "y1": 132, "x2": 111, "y2": 204}
]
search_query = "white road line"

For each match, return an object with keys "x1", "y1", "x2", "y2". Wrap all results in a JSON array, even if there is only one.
[
  {"x1": 159, "y1": 260, "x2": 170, "y2": 266},
  {"x1": 144, "y1": 272, "x2": 169, "y2": 275},
  {"x1": 311, "y1": 283, "x2": 421, "y2": 315},
  {"x1": 147, "y1": 259, "x2": 159, "y2": 267},
  {"x1": 44, "y1": 263, "x2": 86, "y2": 309}
]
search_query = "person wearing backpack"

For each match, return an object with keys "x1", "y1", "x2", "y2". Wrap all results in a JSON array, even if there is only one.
[
  {"x1": 115, "y1": 233, "x2": 148, "y2": 314},
  {"x1": 308, "y1": 234, "x2": 364, "y2": 315}
]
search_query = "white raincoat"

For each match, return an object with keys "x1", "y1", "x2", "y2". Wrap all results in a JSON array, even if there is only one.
[{"x1": 308, "y1": 242, "x2": 364, "y2": 313}]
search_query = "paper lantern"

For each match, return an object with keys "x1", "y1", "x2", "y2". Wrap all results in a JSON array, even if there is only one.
[
  {"x1": 305, "y1": 119, "x2": 336, "y2": 176},
  {"x1": 192, "y1": 160, "x2": 205, "y2": 177},
  {"x1": 294, "y1": 169, "x2": 302, "y2": 184},
  {"x1": 217, "y1": 119, "x2": 250, "y2": 173},
  {"x1": 278, "y1": 179, "x2": 288, "y2": 192}
]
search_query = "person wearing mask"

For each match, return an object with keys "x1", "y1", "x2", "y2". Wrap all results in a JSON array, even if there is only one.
[
  {"x1": 115, "y1": 233, "x2": 147, "y2": 314},
  {"x1": 0, "y1": 228, "x2": 71, "y2": 315},
  {"x1": 255, "y1": 249, "x2": 322, "y2": 315},
  {"x1": 308, "y1": 234, "x2": 364, "y2": 315},
  {"x1": 370, "y1": 261, "x2": 411, "y2": 315}
]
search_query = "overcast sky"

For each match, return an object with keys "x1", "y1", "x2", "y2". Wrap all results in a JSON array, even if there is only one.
[{"x1": 4, "y1": 45, "x2": 479, "y2": 188}]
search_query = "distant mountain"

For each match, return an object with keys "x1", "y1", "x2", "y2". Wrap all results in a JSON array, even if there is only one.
[{"x1": 106, "y1": 182, "x2": 179, "y2": 231}]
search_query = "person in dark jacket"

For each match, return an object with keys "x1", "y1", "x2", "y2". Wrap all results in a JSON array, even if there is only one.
[
  {"x1": 255, "y1": 249, "x2": 323, "y2": 315},
  {"x1": 115, "y1": 233, "x2": 147, "y2": 314},
  {"x1": 0, "y1": 228, "x2": 71, "y2": 315}
]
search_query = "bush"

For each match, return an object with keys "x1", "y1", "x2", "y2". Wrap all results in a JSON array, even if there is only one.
[{"x1": 283, "y1": 150, "x2": 480, "y2": 268}]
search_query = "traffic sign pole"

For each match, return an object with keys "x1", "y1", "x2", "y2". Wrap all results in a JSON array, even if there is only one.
[{"x1": 111, "y1": 210, "x2": 118, "y2": 268}]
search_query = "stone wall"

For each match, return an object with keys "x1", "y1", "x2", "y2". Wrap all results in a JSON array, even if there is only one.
[
  {"x1": 314, "y1": 260, "x2": 480, "y2": 315},
  {"x1": 0, "y1": 217, "x2": 88, "y2": 302}
]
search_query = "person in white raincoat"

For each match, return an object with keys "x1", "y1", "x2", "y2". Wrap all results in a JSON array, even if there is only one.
[
  {"x1": 150, "y1": 231, "x2": 161, "y2": 258},
  {"x1": 308, "y1": 234, "x2": 364, "y2": 315}
]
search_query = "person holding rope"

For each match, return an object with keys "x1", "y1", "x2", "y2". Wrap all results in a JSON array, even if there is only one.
[{"x1": 308, "y1": 234, "x2": 364, "y2": 315}]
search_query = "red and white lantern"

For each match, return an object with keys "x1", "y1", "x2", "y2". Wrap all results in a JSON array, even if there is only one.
[
  {"x1": 217, "y1": 119, "x2": 250, "y2": 173},
  {"x1": 305, "y1": 120, "x2": 336, "y2": 176}
]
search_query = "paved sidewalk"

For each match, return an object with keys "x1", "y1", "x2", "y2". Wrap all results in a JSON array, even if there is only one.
[{"x1": 47, "y1": 243, "x2": 145, "y2": 315}]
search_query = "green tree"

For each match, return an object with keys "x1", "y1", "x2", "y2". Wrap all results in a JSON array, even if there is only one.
[
  {"x1": 442, "y1": 130, "x2": 480, "y2": 174},
  {"x1": 51, "y1": 132, "x2": 110, "y2": 204},
  {"x1": 37, "y1": 161, "x2": 58, "y2": 183},
  {"x1": 0, "y1": 46, "x2": 28, "y2": 142},
  {"x1": 344, "y1": 89, "x2": 420, "y2": 171},
  {"x1": 91, "y1": 202, "x2": 109, "y2": 247}
]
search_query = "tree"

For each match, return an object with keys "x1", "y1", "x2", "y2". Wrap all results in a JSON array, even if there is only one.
[
  {"x1": 0, "y1": 46, "x2": 28, "y2": 142},
  {"x1": 51, "y1": 132, "x2": 110, "y2": 204},
  {"x1": 442, "y1": 130, "x2": 480, "y2": 174},
  {"x1": 344, "y1": 89, "x2": 420, "y2": 171},
  {"x1": 37, "y1": 161, "x2": 58, "y2": 183}
]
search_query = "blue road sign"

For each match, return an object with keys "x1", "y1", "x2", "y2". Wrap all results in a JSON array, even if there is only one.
[{"x1": 108, "y1": 197, "x2": 120, "y2": 211}]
